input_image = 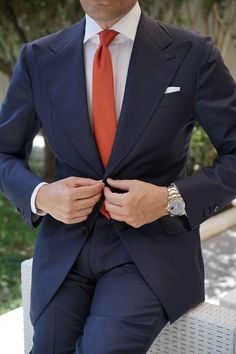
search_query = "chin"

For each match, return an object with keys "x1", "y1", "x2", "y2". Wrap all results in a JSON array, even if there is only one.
[{"x1": 88, "y1": 11, "x2": 117, "y2": 22}]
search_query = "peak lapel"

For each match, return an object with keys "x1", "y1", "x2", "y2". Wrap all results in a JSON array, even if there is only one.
[
  {"x1": 33, "y1": 18, "x2": 104, "y2": 177},
  {"x1": 103, "y1": 13, "x2": 192, "y2": 179}
]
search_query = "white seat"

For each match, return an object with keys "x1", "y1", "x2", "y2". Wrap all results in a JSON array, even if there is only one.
[{"x1": 21, "y1": 258, "x2": 236, "y2": 354}]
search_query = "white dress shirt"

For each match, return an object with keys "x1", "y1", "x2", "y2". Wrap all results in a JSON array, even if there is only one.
[
  {"x1": 30, "y1": 1, "x2": 141, "y2": 216},
  {"x1": 84, "y1": 1, "x2": 141, "y2": 129}
]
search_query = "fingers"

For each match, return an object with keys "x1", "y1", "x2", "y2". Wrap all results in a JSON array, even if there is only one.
[
  {"x1": 65, "y1": 176, "x2": 104, "y2": 188},
  {"x1": 75, "y1": 192, "x2": 102, "y2": 208},
  {"x1": 63, "y1": 206, "x2": 94, "y2": 220},
  {"x1": 106, "y1": 177, "x2": 134, "y2": 190},
  {"x1": 106, "y1": 213, "x2": 124, "y2": 222},
  {"x1": 104, "y1": 199, "x2": 123, "y2": 214},
  {"x1": 52, "y1": 203, "x2": 96, "y2": 224},
  {"x1": 38, "y1": 177, "x2": 104, "y2": 221},
  {"x1": 58, "y1": 214, "x2": 89, "y2": 225},
  {"x1": 43, "y1": 176, "x2": 137, "y2": 225},
  {"x1": 103, "y1": 186, "x2": 127, "y2": 206},
  {"x1": 54, "y1": 192, "x2": 102, "y2": 223},
  {"x1": 72, "y1": 181, "x2": 105, "y2": 200}
]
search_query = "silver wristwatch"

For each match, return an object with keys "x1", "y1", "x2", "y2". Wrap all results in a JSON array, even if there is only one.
[{"x1": 166, "y1": 183, "x2": 186, "y2": 217}]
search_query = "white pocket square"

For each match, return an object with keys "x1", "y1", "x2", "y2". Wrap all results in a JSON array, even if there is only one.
[{"x1": 165, "y1": 86, "x2": 181, "y2": 94}]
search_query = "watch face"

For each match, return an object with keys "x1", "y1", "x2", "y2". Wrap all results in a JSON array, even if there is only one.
[{"x1": 168, "y1": 198, "x2": 185, "y2": 215}]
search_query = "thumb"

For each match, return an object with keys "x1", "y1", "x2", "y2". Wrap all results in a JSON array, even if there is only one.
[
  {"x1": 106, "y1": 177, "x2": 134, "y2": 191},
  {"x1": 66, "y1": 177, "x2": 103, "y2": 188}
]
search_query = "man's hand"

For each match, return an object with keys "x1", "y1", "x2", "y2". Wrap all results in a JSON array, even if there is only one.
[
  {"x1": 104, "y1": 178, "x2": 169, "y2": 228},
  {"x1": 35, "y1": 177, "x2": 105, "y2": 224}
]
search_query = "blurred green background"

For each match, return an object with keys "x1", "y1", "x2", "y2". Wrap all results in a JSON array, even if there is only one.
[{"x1": 0, "y1": 0, "x2": 235, "y2": 314}]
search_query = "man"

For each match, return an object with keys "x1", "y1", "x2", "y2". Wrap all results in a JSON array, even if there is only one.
[{"x1": 0, "y1": 0, "x2": 236, "y2": 352}]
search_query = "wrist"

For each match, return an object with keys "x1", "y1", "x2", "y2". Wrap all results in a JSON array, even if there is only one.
[
  {"x1": 35, "y1": 183, "x2": 49, "y2": 213},
  {"x1": 160, "y1": 186, "x2": 169, "y2": 217}
]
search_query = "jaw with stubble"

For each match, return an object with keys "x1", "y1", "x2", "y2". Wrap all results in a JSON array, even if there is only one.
[{"x1": 80, "y1": 0, "x2": 138, "y2": 24}]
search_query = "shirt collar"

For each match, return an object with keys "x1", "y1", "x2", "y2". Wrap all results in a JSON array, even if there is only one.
[{"x1": 83, "y1": 1, "x2": 141, "y2": 44}]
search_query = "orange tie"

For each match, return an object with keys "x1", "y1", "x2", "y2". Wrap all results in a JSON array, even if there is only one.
[{"x1": 92, "y1": 29, "x2": 119, "y2": 219}]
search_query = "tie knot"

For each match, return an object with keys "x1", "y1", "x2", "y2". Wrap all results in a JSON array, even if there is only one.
[{"x1": 98, "y1": 29, "x2": 119, "y2": 47}]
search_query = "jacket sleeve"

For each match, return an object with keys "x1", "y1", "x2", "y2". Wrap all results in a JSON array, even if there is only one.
[
  {"x1": 174, "y1": 36, "x2": 236, "y2": 230},
  {"x1": 0, "y1": 44, "x2": 45, "y2": 229}
]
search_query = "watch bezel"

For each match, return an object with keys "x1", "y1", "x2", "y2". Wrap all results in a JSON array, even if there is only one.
[{"x1": 167, "y1": 197, "x2": 186, "y2": 216}]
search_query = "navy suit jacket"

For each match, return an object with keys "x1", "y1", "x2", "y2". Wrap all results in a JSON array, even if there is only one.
[{"x1": 1, "y1": 11, "x2": 236, "y2": 325}]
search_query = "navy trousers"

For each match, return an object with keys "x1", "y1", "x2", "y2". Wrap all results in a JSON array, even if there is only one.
[{"x1": 30, "y1": 213, "x2": 169, "y2": 354}]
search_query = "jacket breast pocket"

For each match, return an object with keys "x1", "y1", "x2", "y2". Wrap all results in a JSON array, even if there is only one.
[{"x1": 158, "y1": 91, "x2": 182, "y2": 107}]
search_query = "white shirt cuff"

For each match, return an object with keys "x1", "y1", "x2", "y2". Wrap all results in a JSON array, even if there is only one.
[{"x1": 30, "y1": 182, "x2": 48, "y2": 215}]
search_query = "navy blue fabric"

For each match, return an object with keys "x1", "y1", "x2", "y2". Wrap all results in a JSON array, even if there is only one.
[
  {"x1": 0, "y1": 10, "x2": 236, "y2": 328},
  {"x1": 29, "y1": 213, "x2": 168, "y2": 353}
]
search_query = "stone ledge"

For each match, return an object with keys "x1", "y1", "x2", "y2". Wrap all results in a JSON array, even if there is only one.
[
  {"x1": 200, "y1": 206, "x2": 236, "y2": 241},
  {"x1": 220, "y1": 288, "x2": 236, "y2": 311},
  {"x1": 0, "y1": 306, "x2": 24, "y2": 354}
]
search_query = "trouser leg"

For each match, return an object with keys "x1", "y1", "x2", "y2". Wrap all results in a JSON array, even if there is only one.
[
  {"x1": 30, "y1": 235, "x2": 96, "y2": 354},
  {"x1": 75, "y1": 261, "x2": 168, "y2": 354},
  {"x1": 30, "y1": 214, "x2": 169, "y2": 354}
]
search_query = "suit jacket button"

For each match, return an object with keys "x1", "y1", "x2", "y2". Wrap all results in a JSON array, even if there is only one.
[{"x1": 213, "y1": 205, "x2": 220, "y2": 213}]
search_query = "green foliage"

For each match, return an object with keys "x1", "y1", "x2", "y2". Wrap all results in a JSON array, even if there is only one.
[
  {"x1": 203, "y1": 0, "x2": 227, "y2": 14},
  {"x1": 139, "y1": 0, "x2": 154, "y2": 12},
  {"x1": 0, "y1": 0, "x2": 84, "y2": 74},
  {"x1": 0, "y1": 195, "x2": 36, "y2": 314},
  {"x1": 175, "y1": 0, "x2": 187, "y2": 7},
  {"x1": 187, "y1": 123, "x2": 217, "y2": 175}
]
